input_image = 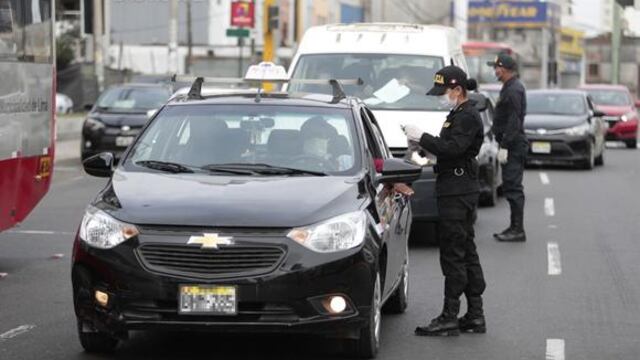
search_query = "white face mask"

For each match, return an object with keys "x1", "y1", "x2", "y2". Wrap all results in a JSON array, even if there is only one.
[
  {"x1": 439, "y1": 93, "x2": 457, "y2": 108},
  {"x1": 303, "y1": 138, "x2": 329, "y2": 157}
]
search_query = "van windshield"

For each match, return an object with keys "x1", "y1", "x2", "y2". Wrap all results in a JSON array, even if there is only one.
[{"x1": 289, "y1": 54, "x2": 447, "y2": 111}]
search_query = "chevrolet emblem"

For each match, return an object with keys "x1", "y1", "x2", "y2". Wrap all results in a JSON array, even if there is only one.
[{"x1": 187, "y1": 233, "x2": 233, "y2": 249}]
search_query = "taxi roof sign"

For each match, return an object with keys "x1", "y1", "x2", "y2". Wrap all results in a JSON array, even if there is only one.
[{"x1": 244, "y1": 62, "x2": 289, "y2": 82}]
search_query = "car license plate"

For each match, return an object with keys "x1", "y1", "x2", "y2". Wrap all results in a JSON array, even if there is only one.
[
  {"x1": 178, "y1": 285, "x2": 237, "y2": 315},
  {"x1": 115, "y1": 136, "x2": 134, "y2": 147},
  {"x1": 531, "y1": 141, "x2": 551, "y2": 154}
]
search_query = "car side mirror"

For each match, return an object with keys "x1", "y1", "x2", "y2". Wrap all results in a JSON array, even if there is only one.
[
  {"x1": 376, "y1": 158, "x2": 422, "y2": 184},
  {"x1": 83, "y1": 152, "x2": 114, "y2": 178},
  {"x1": 635, "y1": 100, "x2": 640, "y2": 108},
  {"x1": 592, "y1": 110, "x2": 606, "y2": 117},
  {"x1": 146, "y1": 109, "x2": 158, "y2": 119},
  {"x1": 84, "y1": 104, "x2": 94, "y2": 111}
]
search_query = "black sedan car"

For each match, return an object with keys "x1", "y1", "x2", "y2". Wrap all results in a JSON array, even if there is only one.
[
  {"x1": 469, "y1": 92, "x2": 502, "y2": 206},
  {"x1": 73, "y1": 86, "x2": 421, "y2": 358},
  {"x1": 524, "y1": 90, "x2": 607, "y2": 169},
  {"x1": 81, "y1": 83, "x2": 172, "y2": 160}
]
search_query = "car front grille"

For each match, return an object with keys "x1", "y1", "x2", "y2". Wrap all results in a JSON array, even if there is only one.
[{"x1": 137, "y1": 243, "x2": 286, "y2": 278}]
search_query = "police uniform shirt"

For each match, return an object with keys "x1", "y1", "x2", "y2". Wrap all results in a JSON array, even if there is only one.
[
  {"x1": 493, "y1": 77, "x2": 527, "y2": 149},
  {"x1": 418, "y1": 100, "x2": 484, "y2": 197}
]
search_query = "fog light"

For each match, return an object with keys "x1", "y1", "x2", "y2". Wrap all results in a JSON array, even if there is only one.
[
  {"x1": 326, "y1": 296, "x2": 347, "y2": 314},
  {"x1": 95, "y1": 290, "x2": 109, "y2": 307}
]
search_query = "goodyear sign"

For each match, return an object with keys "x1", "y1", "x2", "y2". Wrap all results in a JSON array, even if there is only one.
[{"x1": 468, "y1": 1, "x2": 560, "y2": 28}]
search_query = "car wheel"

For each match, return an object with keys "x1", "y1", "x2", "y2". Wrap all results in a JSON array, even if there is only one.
[
  {"x1": 77, "y1": 320, "x2": 119, "y2": 353},
  {"x1": 479, "y1": 164, "x2": 498, "y2": 207},
  {"x1": 345, "y1": 272, "x2": 381, "y2": 359},
  {"x1": 383, "y1": 246, "x2": 408, "y2": 314},
  {"x1": 581, "y1": 142, "x2": 595, "y2": 170},
  {"x1": 625, "y1": 139, "x2": 637, "y2": 149}
]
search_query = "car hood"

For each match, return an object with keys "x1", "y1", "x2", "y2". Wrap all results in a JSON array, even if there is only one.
[
  {"x1": 524, "y1": 114, "x2": 588, "y2": 130},
  {"x1": 91, "y1": 111, "x2": 149, "y2": 127},
  {"x1": 594, "y1": 105, "x2": 633, "y2": 117},
  {"x1": 101, "y1": 170, "x2": 366, "y2": 228},
  {"x1": 372, "y1": 110, "x2": 449, "y2": 148}
]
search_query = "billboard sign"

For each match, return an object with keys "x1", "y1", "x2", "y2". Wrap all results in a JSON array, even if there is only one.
[{"x1": 231, "y1": 1, "x2": 254, "y2": 28}]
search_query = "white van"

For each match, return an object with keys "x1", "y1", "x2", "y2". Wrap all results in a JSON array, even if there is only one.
[{"x1": 287, "y1": 23, "x2": 468, "y2": 224}]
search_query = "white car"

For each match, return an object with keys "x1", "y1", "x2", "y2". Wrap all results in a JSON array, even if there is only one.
[{"x1": 56, "y1": 93, "x2": 74, "y2": 114}]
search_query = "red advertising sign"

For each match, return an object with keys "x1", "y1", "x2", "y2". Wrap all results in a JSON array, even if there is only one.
[{"x1": 231, "y1": 1, "x2": 255, "y2": 28}]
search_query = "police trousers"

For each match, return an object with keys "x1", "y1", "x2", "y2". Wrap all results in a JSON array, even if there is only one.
[
  {"x1": 502, "y1": 142, "x2": 527, "y2": 218},
  {"x1": 437, "y1": 193, "x2": 486, "y2": 300}
]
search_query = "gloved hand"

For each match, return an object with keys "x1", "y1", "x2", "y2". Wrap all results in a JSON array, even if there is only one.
[
  {"x1": 402, "y1": 124, "x2": 423, "y2": 142},
  {"x1": 498, "y1": 148, "x2": 509, "y2": 165}
]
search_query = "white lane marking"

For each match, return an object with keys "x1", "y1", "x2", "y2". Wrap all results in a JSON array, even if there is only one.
[
  {"x1": 0, "y1": 325, "x2": 36, "y2": 341},
  {"x1": 545, "y1": 198, "x2": 555, "y2": 217},
  {"x1": 546, "y1": 339, "x2": 565, "y2": 360},
  {"x1": 548, "y1": 224, "x2": 558, "y2": 229},
  {"x1": 547, "y1": 242, "x2": 562, "y2": 276},
  {"x1": 7, "y1": 230, "x2": 73, "y2": 236},
  {"x1": 50, "y1": 253, "x2": 65, "y2": 260},
  {"x1": 539, "y1": 172, "x2": 550, "y2": 185},
  {"x1": 0, "y1": 273, "x2": 8, "y2": 279}
]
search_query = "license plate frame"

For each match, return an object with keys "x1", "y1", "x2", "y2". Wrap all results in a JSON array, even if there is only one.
[
  {"x1": 531, "y1": 141, "x2": 552, "y2": 154},
  {"x1": 178, "y1": 285, "x2": 237, "y2": 316},
  {"x1": 115, "y1": 136, "x2": 135, "y2": 147}
]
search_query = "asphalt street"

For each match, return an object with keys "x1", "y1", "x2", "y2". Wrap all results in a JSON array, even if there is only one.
[{"x1": 1, "y1": 139, "x2": 639, "y2": 359}]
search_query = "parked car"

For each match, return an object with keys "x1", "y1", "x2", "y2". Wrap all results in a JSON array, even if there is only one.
[
  {"x1": 56, "y1": 93, "x2": 74, "y2": 114},
  {"x1": 73, "y1": 65, "x2": 421, "y2": 358},
  {"x1": 81, "y1": 83, "x2": 172, "y2": 160},
  {"x1": 579, "y1": 84, "x2": 639, "y2": 149},
  {"x1": 286, "y1": 23, "x2": 469, "y2": 230},
  {"x1": 524, "y1": 90, "x2": 606, "y2": 169},
  {"x1": 469, "y1": 92, "x2": 502, "y2": 206}
]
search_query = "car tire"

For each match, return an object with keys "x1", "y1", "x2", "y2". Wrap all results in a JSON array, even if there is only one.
[
  {"x1": 479, "y1": 164, "x2": 498, "y2": 207},
  {"x1": 383, "y1": 246, "x2": 408, "y2": 314},
  {"x1": 77, "y1": 320, "x2": 119, "y2": 353},
  {"x1": 345, "y1": 272, "x2": 381, "y2": 359},
  {"x1": 625, "y1": 139, "x2": 637, "y2": 149},
  {"x1": 581, "y1": 142, "x2": 595, "y2": 170}
]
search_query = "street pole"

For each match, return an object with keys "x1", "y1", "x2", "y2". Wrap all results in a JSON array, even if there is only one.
[
  {"x1": 93, "y1": 0, "x2": 104, "y2": 92},
  {"x1": 238, "y1": 37, "x2": 244, "y2": 78},
  {"x1": 263, "y1": 0, "x2": 275, "y2": 91},
  {"x1": 186, "y1": 0, "x2": 193, "y2": 74},
  {"x1": 541, "y1": 27, "x2": 549, "y2": 89},
  {"x1": 168, "y1": 0, "x2": 179, "y2": 74},
  {"x1": 612, "y1": 3, "x2": 621, "y2": 85}
]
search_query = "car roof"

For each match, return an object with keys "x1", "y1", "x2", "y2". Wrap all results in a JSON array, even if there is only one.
[
  {"x1": 527, "y1": 89, "x2": 587, "y2": 97},
  {"x1": 109, "y1": 83, "x2": 172, "y2": 90},
  {"x1": 166, "y1": 92, "x2": 356, "y2": 109},
  {"x1": 578, "y1": 84, "x2": 629, "y2": 91}
]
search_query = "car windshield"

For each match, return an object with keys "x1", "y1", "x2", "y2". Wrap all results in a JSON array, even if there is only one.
[
  {"x1": 127, "y1": 104, "x2": 360, "y2": 175},
  {"x1": 584, "y1": 90, "x2": 631, "y2": 106},
  {"x1": 289, "y1": 54, "x2": 446, "y2": 111},
  {"x1": 527, "y1": 93, "x2": 586, "y2": 115},
  {"x1": 466, "y1": 53, "x2": 500, "y2": 85},
  {"x1": 96, "y1": 87, "x2": 171, "y2": 112}
]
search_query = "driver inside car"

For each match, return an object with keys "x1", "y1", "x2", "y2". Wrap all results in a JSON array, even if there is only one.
[{"x1": 300, "y1": 116, "x2": 353, "y2": 171}]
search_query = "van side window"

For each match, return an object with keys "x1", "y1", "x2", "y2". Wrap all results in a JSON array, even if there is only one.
[
  {"x1": 363, "y1": 108, "x2": 391, "y2": 159},
  {"x1": 360, "y1": 108, "x2": 383, "y2": 159}
]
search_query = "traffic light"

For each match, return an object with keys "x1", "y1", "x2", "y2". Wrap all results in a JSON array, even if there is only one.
[{"x1": 267, "y1": 5, "x2": 279, "y2": 33}]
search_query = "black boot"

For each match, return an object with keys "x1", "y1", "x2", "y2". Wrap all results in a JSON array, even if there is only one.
[
  {"x1": 493, "y1": 213, "x2": 514, "y2": 239},
  {"x1": 459, "y1": 296, "x2": 486, "y2": 334},
  {"x1": 495, "y1": 214, "x2": 526, "y2": 242},
  {"x1": 415, "y1": 298, "x2": 460, "y2": 336}
]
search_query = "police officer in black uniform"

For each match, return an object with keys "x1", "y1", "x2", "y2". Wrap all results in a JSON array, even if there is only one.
[
  {"x1": 487, "y1": 53, "x2": 528, "y2": 242},
  {"x1": 403, "y1": 66, "x2": 487, "y2": 336}
]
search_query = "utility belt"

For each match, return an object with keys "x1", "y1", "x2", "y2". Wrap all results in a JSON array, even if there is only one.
[{"x1": 434, "y1": 158, "x2": 478, "y2": 177}]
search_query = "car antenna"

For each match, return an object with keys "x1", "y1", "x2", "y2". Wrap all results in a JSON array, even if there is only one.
[
  {"x1": 329, "y1": 78, "x2": 363, "y2": 104},
  {"x1": 187, "y1": 77, "x2": 204, "y2": 100}
]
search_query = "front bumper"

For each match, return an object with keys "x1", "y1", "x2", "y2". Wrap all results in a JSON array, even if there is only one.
[
  {"x1": 71, "y1": 228, "x2": 376, "y2": 338},
  {"x1": 526, "y1": 134, "x2": 592, "y2": 164},
  {"x1": 605, "y1": 119, "x2": 638, "y2": 141}
]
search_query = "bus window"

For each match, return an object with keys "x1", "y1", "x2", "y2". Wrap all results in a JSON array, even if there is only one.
[
  {"x1": 0, "y1": 0, "x2": 22, "y2": 61},
  {"x1": 23, "y1": 0, "x2": 52, "y2": 63}
]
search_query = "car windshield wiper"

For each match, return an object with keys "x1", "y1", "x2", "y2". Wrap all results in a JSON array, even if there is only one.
[
  {"x1": 135, "y1": 160, "x2": 194, "y2": 173},
  {"x1": 200, "y1": 164, "x2": 258, "y2": 176},
  {"x1": 202, "y1": 163, "x2": 327, "y2": 176}
]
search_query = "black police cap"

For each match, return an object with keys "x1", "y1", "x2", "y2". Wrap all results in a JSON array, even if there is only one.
[
  {"x1": 486, "y1": 53, "x2": 517, "y2": 70},
  {"x1": 426, "y1": 65, "x2": 468, "y2": 96}
]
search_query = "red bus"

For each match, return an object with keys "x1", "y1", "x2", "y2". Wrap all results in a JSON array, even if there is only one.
[
  {"x1": 0, "y1": 0, "x2": 56, "y2": 231},
  {"x1": 463, "y1": 42, "x2": 516, "y2": 85}
]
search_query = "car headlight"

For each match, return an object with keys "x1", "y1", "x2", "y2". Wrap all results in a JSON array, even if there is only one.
[
  {"x1": 620, "y1": 111, "x2": 637, "y2": 122},
  {"x1": 287, "y1": 211, "x2": 367, "y2": 253},
  {"x1": 79, "y1": 206, "x2": 139, "y2": 249},
  {"x1": 564, "y1": 123, "x2": 590, "y2": 136},
  {"x1": 85, "y1": 117, "x2": 105, "y2": 131}
]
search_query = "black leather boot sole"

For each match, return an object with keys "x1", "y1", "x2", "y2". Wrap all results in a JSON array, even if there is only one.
[{"x1": 415, "y1": 326, "x2": 460, "y2": 336}]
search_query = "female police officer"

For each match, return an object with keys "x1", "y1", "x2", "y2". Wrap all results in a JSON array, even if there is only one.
[{"x1": 403, "y1": 65, "x2": 487, "y2": 336}]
